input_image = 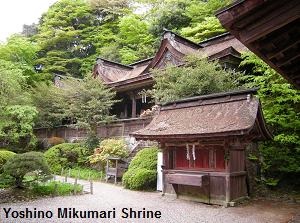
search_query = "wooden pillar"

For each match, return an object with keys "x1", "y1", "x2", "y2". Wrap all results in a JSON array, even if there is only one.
[
  {"x1": 124, "y1": 103, "x2": 128, "y2": 118},
  {"x1": 131, "y1": 94, "x2": 136, "y2": 118}
]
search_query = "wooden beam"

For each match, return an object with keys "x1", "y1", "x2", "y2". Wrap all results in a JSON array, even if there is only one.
[
  {"x1": 237, "y1": 1, "x2": 299, "y2": 44},
  {"x1": 276, "y1": 54, "x2": 300, "y2": 67},
  {"x1": 267, "y1": 39, "x2": 300, "y2": 60}
]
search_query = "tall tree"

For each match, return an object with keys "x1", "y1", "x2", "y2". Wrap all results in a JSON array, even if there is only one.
[
  {"x1": 240, "y1": 52, "x2": 300, "y2": 186},
  {"x1": 35, "y1": 0, "x2": 96, "y2": 78},
  {"x1": 0, "y1": 35, "x2": 41, "y2": 86}
]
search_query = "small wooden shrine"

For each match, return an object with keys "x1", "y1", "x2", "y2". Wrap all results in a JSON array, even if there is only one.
[
  {"x1": 132, "y1": 88, "x2": 272, "y2": 206},
  {"x1": 105, "y1": 156, "x2": 127, "y2": 184}
]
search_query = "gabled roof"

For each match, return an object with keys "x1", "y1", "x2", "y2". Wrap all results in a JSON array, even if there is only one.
[
  {"x1": 132, "y1": 88, "x2": 272, "y2": 141},
  {"x1": 216, "y1": 0, "x2": 300, "y2": 89},
  {"x1": 93, "y1": 31, "x2": 248, "y2": 91}
]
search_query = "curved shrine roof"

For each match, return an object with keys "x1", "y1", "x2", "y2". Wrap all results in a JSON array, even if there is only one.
[{"x1": 131, "y1": 88, "x2": 272, "y2": 140}]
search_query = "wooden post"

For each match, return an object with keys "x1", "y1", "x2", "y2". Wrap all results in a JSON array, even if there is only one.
[
  {"x1": 225, "y1": 175, "x2": 231, "y2": 206},
  {"x1": 115, "y1": 160, "x2": 118, "y2": 184},
  {"x1": 131, "y1": 94, "x2": 136, "y2": 118},
  {"x1": 90, "y1": 181, "x2": 93, "y2": 194},
  {"x1": 124, "y1": 103, "x2": 128, "y2": 118},
  {"x1": 74, "y1": 178, "x2": 78, "y2": 194},
  {"x1": 106, "y1": 159, "x2": 109, "y2": 182}
]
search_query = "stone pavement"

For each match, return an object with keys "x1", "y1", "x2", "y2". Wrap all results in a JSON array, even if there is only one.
[{"x1": 0, "y1": 180, "x2": 299, "y2": 223}]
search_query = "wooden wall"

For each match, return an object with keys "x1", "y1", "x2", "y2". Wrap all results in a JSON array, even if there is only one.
[{"x1": 34, "y1": 117, "x2": 152, "y2": 141}]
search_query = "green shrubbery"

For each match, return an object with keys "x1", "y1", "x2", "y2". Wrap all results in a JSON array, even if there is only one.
[
  {"x1": 32, "y1": 181, "x2": 82, "y2": 196},
  {"x1": 89, "y1": 139, "x2": 129, "y2": 169},
  {"x1": 44, "y1": 143, "x2": 90, "y2": 173},
  {"x1": 0, "y1": 150, "x2": 16, "y2": 173},
  {"x1": 3, "y1": 151, "x2": 51, "y2": 188},
  {"x1": 123, "y1": 147, "x2": 159, "y2": 190}
]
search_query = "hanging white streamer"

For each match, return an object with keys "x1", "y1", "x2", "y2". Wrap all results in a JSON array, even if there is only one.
[
  {"x1": 186, "y1": 144, "x2": 190, "y2": 160},
  {"x1": 192, "y1": 144, "x2": 196, "y2": 160}
]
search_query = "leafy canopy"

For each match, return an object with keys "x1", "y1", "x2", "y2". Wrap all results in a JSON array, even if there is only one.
[
  {"x1": 240, "y1": 52, "x2": 300, "y2": 184},
  {"x1": 151, "y1": 55, "x2": 243, "y2": 103}
]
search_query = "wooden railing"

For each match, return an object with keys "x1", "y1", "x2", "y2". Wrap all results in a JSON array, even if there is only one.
[{"x1": 34, "y1": 117, "x2": 152, "y2": 141}]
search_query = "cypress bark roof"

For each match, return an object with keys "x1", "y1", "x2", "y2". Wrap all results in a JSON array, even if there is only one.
[
  {"x1": 93, "y1": 30, "x2": 247, "y2": 91},
  {"x1": 131, "y1": 88, "x2": 272, "y2": 140}
]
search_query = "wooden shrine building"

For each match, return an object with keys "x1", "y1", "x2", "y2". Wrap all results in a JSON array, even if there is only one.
[
  {"x1": 132, "y1": 88, "x2": 272, "y2": 206},
  {"x1": 92, "y1": 30, "x2": 247, "y2": 120}
]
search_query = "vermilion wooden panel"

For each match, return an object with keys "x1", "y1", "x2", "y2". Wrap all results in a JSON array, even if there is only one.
[
  {"x1": 216, "y1": 149, "x2": 225, "y2": 169},
  {"x1": 195, "y1": 149, "x2": 209, "y2": 168},
  {"x1": 175, "y1": 148, "x2": 189, "y2": 168}
]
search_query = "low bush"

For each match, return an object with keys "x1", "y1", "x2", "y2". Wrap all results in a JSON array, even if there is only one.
[
  {"x1": 3, "y1": 152, "x2": 51, "y2": 188},
  {"x1": 63, "y1": 167, "x2": 103, "y2": 181},
  {"x1": 32, "y1": 181, "x2": 82, "y2": 196},
  {"x1": 44, "y1": 143, "x2": 90, "y2": 173},
  {"x1": 89, "y1": 139, "x2": 128, "y2": 169},
  {"x1": 0, "y1": 150, "x2": 16, "y2": 173},
  {"x1": 123, "y1": 168, "x2": 157, "y2": 190},
  {"x1": 122, "y1": 147, "x2": 159, "y2": 190}
]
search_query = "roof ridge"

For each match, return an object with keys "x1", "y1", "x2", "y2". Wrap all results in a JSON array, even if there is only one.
[
  {"x1": 162, "y1": 88, "x2": 259, "y2": 106},
  {"x1": 162, "y1": 29, "x2": 202, "y2": 49},
  {"x1": 96, "y1": 57, "x2": 133, "y2": 69},
  {"x1": 198, "y1": 32, "x2": 232, "y2": 45}
]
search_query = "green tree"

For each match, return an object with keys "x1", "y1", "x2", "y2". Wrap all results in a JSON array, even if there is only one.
[
  {"x1": 63, "y1": 75, "x2": 117, "y2": 136},
  {"x1": 117, "y1": 15, "x2": 155, "y2": 64},
  {"x1": 240, "y1": 52, "x2": 300, "y2": 186},
  {"x1": 151, "y1": 55, "x2": 242, "y2": 103},
  {"x1": 31, "y1": 83, "x2": 66, "y2": 128},
  {"x1": 0, "y1": 35, "x2": 41, "y2": 85},
  {"x1": 35, "y1": 0, "x2": 96, "y2": 78},
  {"x1": 3, "y1": 152, "x2": 51, "y2": 188},
  {"x1": 0, "y1": 60, "x2": 37, "y2": 150}
]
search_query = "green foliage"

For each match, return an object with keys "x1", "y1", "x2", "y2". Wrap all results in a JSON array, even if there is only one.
[
  {"x1": 0, "y1": 105, "x2": 38, "y2": 151},
  {"x1": 84, "y1": 133, "x2": 100, "y2": 151},
  {"x1": 117, "y1": 15, "x2": 155, "y2": 64},
  {"x1": 0, "y1": 150, "x2": 16, "y2": 173},
  {"x1": 181, "y1": 16, "x2": 226, "y2": 42},
  {"x1": 122, "y1": 147, "x2": 159, "y2": 190},
  {"x1": 128, "y1": 147, "x2": 159, "y2": 170},
  {"x1": 89, "y1": 139, "x2": 128, "y2": 168},
  {"x1": 44, "y1": 143, "x2": 90, "y2": 173},
  {"x1": 65, "y1": 167, "x2": 103, "y2": 180},
  {"x1": 63, "y1": 75, "x2": 117, "y2": 134},
  {"x1": 151, "y1": 55, "x2": 243, "y2": 103},
  {"x1": 240, "y1": 52, "x2": 300, "y2": 186},
  {"x1": 123, "y1": 168, "x2": 157, "y2": 190},
  {"x1": 31, "y1": 181, "x2": 82, "y2": 196},
  {"x1": 3, "y1": 152, "x2": 51, "y2": 188},
  {"x1": 0, "y1": 35, "x2": 43, "y2": 85},
  {"x1": 31, "y1": 83, "x2": 67, "y2": 128}
]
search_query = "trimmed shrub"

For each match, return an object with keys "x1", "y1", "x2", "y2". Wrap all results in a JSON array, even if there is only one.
[
  {"x1": 0, "y1": 150, "x2": 16, "y2": 173},
  {"x1": 123, "y1": 168, "x2": 157, "y2": 190},
  {"x1": 89, "y1": 139, "x2": 129, "y2": 169},
  {"x1": 44, "y1": 143, "x2": 90, "y2": 173},
  {"x1": 3, "y1": 152, "x2": 51, "y2": 188},
  {"x1": 122, "y1": 147, "x2": 159, "y2": 190},
  {"x1": 128, "y1": 147, "x2": 159, "y2": 170}
]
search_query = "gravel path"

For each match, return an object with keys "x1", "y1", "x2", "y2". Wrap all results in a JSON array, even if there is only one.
[{"x1": 0, "y1": 179, "x2": 299, "y2": 223}]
